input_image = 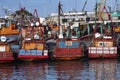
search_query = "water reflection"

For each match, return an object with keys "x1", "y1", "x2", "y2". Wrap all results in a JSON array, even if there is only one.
[
  {"x1": 88, "y1": 59, "x2": 117, "y2": 80},
  {"x1": 0, "y1": 59, "x2": 119, "y2": 80},
  {"x1": 47, "y1": 61, "x2": 83, "y2": 80},
  {"x1": 0, "y1": 64, "x2": 14, "y2": 80},
  {"x1": 0, "y1": 62, "x2": 48, "y2": 80}
]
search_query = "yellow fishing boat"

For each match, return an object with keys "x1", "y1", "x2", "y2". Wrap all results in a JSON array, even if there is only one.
[{"x1": 0, "y1": 18, "x2": 19, "y2": 62}]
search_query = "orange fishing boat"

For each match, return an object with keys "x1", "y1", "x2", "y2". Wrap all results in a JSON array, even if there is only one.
[
  {"x1": 88, "y1": 34, "x2": 117, "y2": 58},
  {"x1": 88, "y1": 6, "x2": 117, "y2": 59},
  {"x1": 18, "y1": 9, "x2": 48, "y2": 61},
  {"x1": 0, "y1": 18, "x2": 19, "y2": 62},
  {"x1": 53, "y1": 2, "x2": 83, "y2": 60}
]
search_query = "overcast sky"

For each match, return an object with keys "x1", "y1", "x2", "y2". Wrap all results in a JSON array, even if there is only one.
[{"x1": 0, "y1": 0, "x2": 118, "y2": 17}]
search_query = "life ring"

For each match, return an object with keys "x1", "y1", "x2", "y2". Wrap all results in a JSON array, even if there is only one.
[
  {"x1": 1, "y1": 36, "x2": 7, "y2": 42},
  {"x1": 114, "y1": 28, "x2": 119, "y2": 32},
  {"x1": 34, "y1": 34, "x2": 39, "y2": 39}
]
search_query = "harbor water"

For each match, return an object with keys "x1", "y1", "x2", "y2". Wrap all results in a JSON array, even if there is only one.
[{"x1": 0, "y1": 59, "x2": 120, "y2": 80}]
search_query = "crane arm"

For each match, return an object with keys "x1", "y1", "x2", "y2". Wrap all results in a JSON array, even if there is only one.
[{"x1": 82, "y1": 0, "x2": 87, "y2": 11}]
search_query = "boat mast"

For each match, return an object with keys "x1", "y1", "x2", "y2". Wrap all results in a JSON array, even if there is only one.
[
  {"x1": 58, "y1": 1, "x2": 63, "y2": 38},
  {"x1": 58, "y1": 1, "x2": 60, "y2": 35},
  {"x1": 93, "y1": 1, "x2": 98, "y2": 41}
]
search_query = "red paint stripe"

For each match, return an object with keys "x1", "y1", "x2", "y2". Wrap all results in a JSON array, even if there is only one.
[
  {"x1": 88, "y1": 54, "x2": 117, "y2": 58},
  {"x1": 0, "y1": 58, "x2": 14, "y2": 61},
  {"x1": 18, "y1": 55, "x2": 48, "y2": 59}
]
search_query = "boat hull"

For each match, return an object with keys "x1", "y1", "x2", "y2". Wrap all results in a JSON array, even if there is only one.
[
  {"x1": 88, "y1": 54, "x2": 117, "y2": 59},
  {"x1": 53, "y1": 48, "x2": 83, "y2": 60},
  {"x1": 0, "y1": 52, "x2": 14, "y2": 63},
  {"x1": 18, "y1": 49, "x2": 48, "y2": 61},
  {"x1": 88, "y1": 47, "x2": 117, "y2": 59},
  {"x1": 18, "y1": 55, "x2": 48, "y2": 61}
]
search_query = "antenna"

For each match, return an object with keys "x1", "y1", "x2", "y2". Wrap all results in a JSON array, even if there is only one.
[
  {"x1": 3, "y1": 7, "x2": 11, "y2": 15},
  {"x1": 44, "y1": 3, "x2": 46, "y2": 17},
  {"x1": 114, "y1": 0, "x2": 120, "y2": 12},
  {"x1": 19, "y1": 2, "x2": 21, "y2": 9}
]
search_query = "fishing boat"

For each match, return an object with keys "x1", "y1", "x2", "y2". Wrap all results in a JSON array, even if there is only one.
[
  {"x1": 87, "y1": 6, "x2": 117, "y2": 59},
  {"x1": 18, "y1": 9, "x2": 48, "y2": 61},
  {"x1": 0, "y1": 18, "x2": 19, "y2": 62},
  {"x1": 88, "y1": 33, "x2": 117, "y2": 58},
  {"x1": 53, "y1": 2, "x2": 83, "y2": 60}
]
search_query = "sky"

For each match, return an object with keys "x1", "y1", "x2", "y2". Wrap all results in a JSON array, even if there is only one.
[{"x1": 0, "y1": 0, "x2": 119, "y2": 17}]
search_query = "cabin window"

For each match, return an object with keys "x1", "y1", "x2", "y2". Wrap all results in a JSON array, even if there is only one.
[
  {"x1": 0, "y1": 46, "x2": 5, "y2": 52},
  {"x1": 65, "y1": 41, "x2": 72, "y2": 46},
  {"x1": 98, "y1": 42, "x2": 104, "y2": 47}
]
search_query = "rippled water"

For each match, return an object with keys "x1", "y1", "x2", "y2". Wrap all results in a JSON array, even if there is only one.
[{"x1": 0, "y1": 59, "x2": 120, "y2": 80}]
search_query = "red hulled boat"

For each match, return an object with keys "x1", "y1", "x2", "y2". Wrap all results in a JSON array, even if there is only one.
[
  {"x1": 53, "y1": 2, "x2": 83, "y2": 60},
  {"x1": 0, "y1": 18, "x2": 19, "y2": 63},
  {"x1": 88, "y1": 35, "x2": 117, "y2": 58},
  {"x1": 18, "y1": 9, "x2": 48, "y2": 61},
  {"x1": 88, "y1": 6, "x2": 117, "y2": 59}
]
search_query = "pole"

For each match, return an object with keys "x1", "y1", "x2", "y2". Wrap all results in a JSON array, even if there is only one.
[{"x1": 58, "y1": 1, "x2": 60, "y2": 35}]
